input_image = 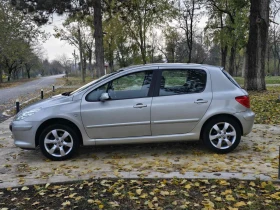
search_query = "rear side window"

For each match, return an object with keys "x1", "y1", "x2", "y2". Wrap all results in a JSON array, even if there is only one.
[
  {"x1": 159, "y1": 69, "x2": 207, "y2": 96},
  {"x1": 222, "y1": 70, "x2": 241, "y2": 88}
]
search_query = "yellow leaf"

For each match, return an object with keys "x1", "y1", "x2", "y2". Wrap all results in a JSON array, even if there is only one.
[
  {"x1": 108, "y1": 201, "x2": 119, "y2": 207},
  {"x1": 136, "y1": 189, "x2": 143, "y2": 195},
  {"x1": 140, "y1": 193, "x2": 148, "y2": 198},
  {"x1": 234, "y1": 201, "x2": 246, "y2": 207},
  {"x1": 226, "y1": 195, "x2": 235, "y2": 201},
  {"x1": 62, "y1": 200, "x2": 71, "y2": 206},
  {"x1": 219, "y1": 180, "x2": 230, "y2": 186},
  {"x1": 147, "y1": 201, "x2": 153, "y2": 209},
  {"x1": 185, "y1": 184, "x2": 192, "y2": 189},
  {"x1": 228, "y1": 207, "x2": 238, "y2": 210},
  {"x1": 249, "y1": 181, "x2": 256, "y2": 187},
  {"x1": 160, "y1": 191, "x2": 170, "y2": 196},
  {"x1": 221, "y1": 189, "x2": 232, "y2": 195},
  {"x1": 21, "y1": 186, "x2": 29, "y2": 191},
  {"x1": 31, "y1": 201, "x2": 40, "y2": 206},
  {"x1": 172, "y1": 201, "x2": 177, "y2": 206},
  {"x1": 69, "y1": 193, "x2": 77, "y2": 198},
  {"x1": 88, "y1": 199, "x2": 94, "y2": 204},
  {"x1": 99, "y1": 204, "x2": 104, "y2": 209},
  {"x1": 270, "y1": 192, "x2": 280, "y2": 200},
  {"x1": 114, "y1": 170, "x2": 120, "y2": 177},
  {"x1": 45, "y1": 183, "x2": 50, "y2": 188},
  {"x1": 215, "y1": 197, "x2": 222, "y2": 201}
]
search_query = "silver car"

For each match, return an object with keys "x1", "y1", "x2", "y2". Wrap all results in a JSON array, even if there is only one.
[{"x1": 10, "y1": 64, "x2": 255, "y2": 161}]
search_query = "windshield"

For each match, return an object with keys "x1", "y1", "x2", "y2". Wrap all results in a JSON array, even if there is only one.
[{"x1": 69, "y1": 71, "x2": 122, "y2": 95}]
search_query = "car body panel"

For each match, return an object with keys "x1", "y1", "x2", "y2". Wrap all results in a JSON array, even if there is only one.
[{"x1": 10, "y1": 63, "x2": 255, "y2": 151}]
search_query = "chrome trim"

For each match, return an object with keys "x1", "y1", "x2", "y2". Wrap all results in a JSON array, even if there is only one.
[
  {"x1": 86, "y1": 121, "x2": 150, "y2": 128},
  {"x1": 152, "y1": 118, "x2": 199, "y2": 124}
]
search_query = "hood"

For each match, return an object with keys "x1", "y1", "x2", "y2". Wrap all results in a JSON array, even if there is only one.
[{"x1": 23, "y1": 94, "x2": 74, "y2": 111}]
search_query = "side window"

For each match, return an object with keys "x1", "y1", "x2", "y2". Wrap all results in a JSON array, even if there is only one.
[
  {"x1": 86, "y1": 83, "x2": 108, "y2": 102},
  {"x1": 108, "y1": 71, "x2": 153, "y2": 100},
  {"x1": 86, "y1": 70, "x2": 153, "y2": 101},
  {"x1": 159, "y1": 69, "x2": 206, "y2": 96}
]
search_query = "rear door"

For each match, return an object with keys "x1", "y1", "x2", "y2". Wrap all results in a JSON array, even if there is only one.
[{"x1": 151, "y1": 68, "x2": 212, "y2": 136}]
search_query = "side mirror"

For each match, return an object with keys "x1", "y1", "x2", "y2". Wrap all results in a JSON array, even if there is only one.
[{"x1": 100, "y1": 92, "x2": 110, "y2": 102}]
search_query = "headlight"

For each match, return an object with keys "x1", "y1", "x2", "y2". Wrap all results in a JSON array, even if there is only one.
[{"x1": 14, "y1": 108, "x2": 42, "y2": 121}]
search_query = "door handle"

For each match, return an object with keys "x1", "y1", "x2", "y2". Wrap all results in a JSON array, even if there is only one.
[
  {"x1": 133, "y1": 103, "x2": 147, "y2": 108},
  {"x1": 194, "y1": 99, "x2": 208, "y2": 104}
]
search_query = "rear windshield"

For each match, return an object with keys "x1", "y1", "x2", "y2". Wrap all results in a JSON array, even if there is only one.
[{"x1": 222, "y1": 70, "x2": 241, "y2": 88}]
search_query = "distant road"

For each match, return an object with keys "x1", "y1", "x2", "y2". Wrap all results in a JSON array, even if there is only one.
[{"x1": 0, "y1": 74, "x2": 64, "y2": 105}]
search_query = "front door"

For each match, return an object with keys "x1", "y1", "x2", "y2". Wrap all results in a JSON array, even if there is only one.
[
  {"x1": 81, "y1": 70, "x2": 154, "y2": 139},
  {"x1": 151, "y1": 68, "x2": 212, "y2": 136}
]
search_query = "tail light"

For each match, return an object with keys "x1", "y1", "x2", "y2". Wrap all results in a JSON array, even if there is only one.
[{"x1": 235, "y1": 96, "x2": 250, "y2": 108}]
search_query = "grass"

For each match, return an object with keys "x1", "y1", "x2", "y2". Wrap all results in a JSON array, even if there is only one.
[
  {"x1": 57, "y1": 76, "x2": 94, "y2": 86},
  {"x1": 234, "y1": 76, "x2": 280, "y2": 85},
  {"x1": 0, "y1": 178, "x2": 279, "y2": 209}
]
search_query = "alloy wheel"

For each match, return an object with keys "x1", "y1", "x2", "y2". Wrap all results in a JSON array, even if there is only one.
[
  {"x1": 209, "y1": 122, "x2": 236, "y2": 150},
  {"x1": 44, "y1": 129, "x2": 74, "y2": 157}
]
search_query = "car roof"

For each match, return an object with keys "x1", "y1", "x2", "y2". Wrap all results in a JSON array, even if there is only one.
[{"x1": 119, "y1": 63, "x2": 223, "y2": 72}]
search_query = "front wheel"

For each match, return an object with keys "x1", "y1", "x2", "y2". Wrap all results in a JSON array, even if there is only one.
[
  {"x1": 39, "y1": 124, "x2": 79, "y2": 161},
  {"x1": 202, "y1": 116, "x2": 241, "y2": 154}
]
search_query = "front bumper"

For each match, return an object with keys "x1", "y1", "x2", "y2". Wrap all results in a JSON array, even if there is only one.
[
  {"x1": 10, "y1": 120, "x2": 37, "y2": 149},
  {"x1": 234, "y1": 110, "x2": 255, "y2": 136}
]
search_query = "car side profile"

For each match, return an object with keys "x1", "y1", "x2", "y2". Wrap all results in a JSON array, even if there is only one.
[{"x1": 10, "y1": 63, "x2": 255, "y2": 161}]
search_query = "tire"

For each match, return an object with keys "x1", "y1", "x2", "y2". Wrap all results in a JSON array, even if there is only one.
[
  {"x1": 202, "y1": 116, "x2": 241, "y2": 154},
  {"x1": 39, "y1": 124, "x2": 79, "y2": 161}
]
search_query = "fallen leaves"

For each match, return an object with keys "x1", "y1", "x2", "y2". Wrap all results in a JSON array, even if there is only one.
[
  {"x1": 21, "y1": 186, "x2": 29, "y2": 191},
  {"x1": 1, "y1": 179, "x2": 280, "y2": 209}
]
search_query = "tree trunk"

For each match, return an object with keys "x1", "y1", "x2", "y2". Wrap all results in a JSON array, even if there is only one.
[
  {"x1": 228, "y1": 45, "x2": 236, "y2": 76},
  {"x1": 78, "y1": 26, "x2": 85, "y2": 83},
  {"x1": 108, "y1": 40, "x2": 114, "y2": 73},
  {"x1": 221, "y1": 45, "x2": 228, "y2": 68},
  {"x1": 0, "y1": 66, "x2": 2, "y2": 83},
  {"x1": 245, "y1": 0, "x2": 269, "y2": 91},
  {"x1": 89, "y1": 52, "x2": 93, "y2": 78},
  {"x1": 94, "y1": 0, "x2": 105, "y2": 77},
  {"x1": 27, "y1": 69, "x2": 30, "y2": 79},
  {"x1": 83, "y1": 54, "x2": 87, "y2": 79},
  {"x1": 242, "y1": 51, "x2": 247, "y2": 78}
]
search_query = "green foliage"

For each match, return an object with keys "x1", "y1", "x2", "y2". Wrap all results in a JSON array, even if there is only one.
[
  {"x1": 0, "y1": 1, "x2": 43, "y2": 81},
  {"x1": 204, "y1": 0, "x2": 249, "y2": 56}
]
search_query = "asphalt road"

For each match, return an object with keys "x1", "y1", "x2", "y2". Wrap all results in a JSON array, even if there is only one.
[{"x1": 0, "y1": 74, "x2": 64, "y2": 122}]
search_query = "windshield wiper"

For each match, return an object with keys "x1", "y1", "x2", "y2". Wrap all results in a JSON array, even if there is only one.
[{"x1": 61, "y1": 91, "x2": 72, "y2": 96}]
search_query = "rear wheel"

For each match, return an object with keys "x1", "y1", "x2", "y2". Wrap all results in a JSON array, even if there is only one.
[
  {"x1": 39, "y1": 124, "x2": 79, "y2": 161},
  {"x1": 202, "y1": 116, "x2": 241, "y2": 153}
]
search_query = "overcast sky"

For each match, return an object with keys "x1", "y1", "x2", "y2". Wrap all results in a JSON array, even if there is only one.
[
  {"x1": 41, "y1": 15, "x2": 76, "y2": 61},
  {"x1": 40, "y1": 15, "x2": 207, "y2": 62}
]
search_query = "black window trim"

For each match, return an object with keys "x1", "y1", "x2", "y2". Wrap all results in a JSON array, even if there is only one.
[
  {"x1": 85, "y1": 69, "x2": 158, "y2": 102},
  {"x1": 153, "y1": 68, "x2": 207, "y2": 97}
]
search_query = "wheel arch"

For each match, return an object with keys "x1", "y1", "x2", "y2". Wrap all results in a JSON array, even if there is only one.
[
  {"x1": 35, "y1": 118, "x2": 83, "y2": 147},
  {"x1": 199, "y1": 114, "x2": 243, "y2": 140}
]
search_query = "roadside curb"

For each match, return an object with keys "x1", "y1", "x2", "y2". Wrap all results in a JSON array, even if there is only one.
[{"x1": 0, "y1": 171, "x2": 275, "y2": 189}]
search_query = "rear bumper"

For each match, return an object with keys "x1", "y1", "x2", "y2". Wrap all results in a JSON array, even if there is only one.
[
  {"x1": 10, "y1": 120, "x2": 37, "y2": 149},
  {"x1": 234, "y1": 110, "x2": 255, "y2": 136}
]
